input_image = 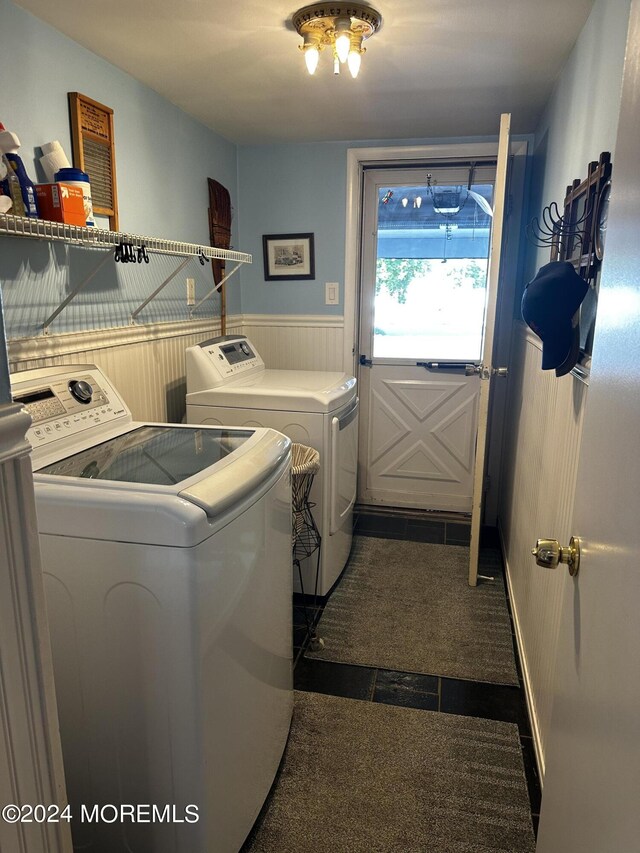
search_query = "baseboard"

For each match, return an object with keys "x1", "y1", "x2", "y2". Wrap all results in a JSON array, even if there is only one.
[{"x1": 498, "y1": 519, "x2": 545, "y2": 787}]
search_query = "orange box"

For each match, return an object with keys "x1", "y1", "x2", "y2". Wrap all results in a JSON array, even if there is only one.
[{"x1": 35, "y1": 183, "x2": 86, "y2": 226}]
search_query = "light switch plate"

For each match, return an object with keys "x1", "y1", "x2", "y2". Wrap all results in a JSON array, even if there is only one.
[
  {"x1": 325, "y1": 282, "x2": 339, "y2": 305},
  {"x1": 186, "y1": 278, "x2": 195, "y2": 305}
]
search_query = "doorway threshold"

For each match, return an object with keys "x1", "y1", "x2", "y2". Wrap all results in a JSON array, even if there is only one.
[{"x1": 354, "y1": 503, "x2": 471, "y2": 523}]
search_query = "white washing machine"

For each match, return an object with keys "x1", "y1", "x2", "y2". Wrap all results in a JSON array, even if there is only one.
[
  {"x1": 11, "y1": 364, "x2": 293, "y2": 853},
  {"x1": 186, "y1": 336, "x2": 358, "y2": 597}
]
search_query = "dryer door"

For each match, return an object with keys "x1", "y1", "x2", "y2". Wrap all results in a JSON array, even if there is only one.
[{"x1": 330, "y1": 398, "x2": 359, "y2": 535}]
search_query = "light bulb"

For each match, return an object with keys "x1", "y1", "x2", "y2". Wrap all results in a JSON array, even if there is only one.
[
  {"x1": 304, "y1": 46, "x2": 320, "y2": 75},
  {"x1": 347, "y1": 49, "x2": 361, "y2": 78},
  {"x1": 335, "y1": 33, "x2": 351, "y2": 63},
  {"x1": 334, "y1": 17, "x2": 352, "y2": 63}
]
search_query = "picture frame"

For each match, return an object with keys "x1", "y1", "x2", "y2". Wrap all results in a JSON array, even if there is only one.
[{"x1": 262, "y1": 233, "x2": 315, "y2": 281}]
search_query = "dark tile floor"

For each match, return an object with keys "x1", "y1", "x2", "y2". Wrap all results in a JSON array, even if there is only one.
[{"x1": 292, "y1": 508, "x2": 542, "y2": 836}]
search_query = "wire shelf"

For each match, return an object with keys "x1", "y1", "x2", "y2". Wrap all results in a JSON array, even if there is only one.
[
  {"x1": 0, "y1": 214, "x2": 252, "y2": 263},
  {"x1": 0, "y1": 213, "x2": 252, "y2": 332}
]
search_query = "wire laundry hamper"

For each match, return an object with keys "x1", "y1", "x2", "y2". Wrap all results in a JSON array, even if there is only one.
[{"x1": 291, "y1": 443, "x2": 324, "y2": 651}]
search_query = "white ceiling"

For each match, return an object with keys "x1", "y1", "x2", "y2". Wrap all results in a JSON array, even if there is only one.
[{"x1": 17, "y1": 0, "x2": 594, "y2": 145}]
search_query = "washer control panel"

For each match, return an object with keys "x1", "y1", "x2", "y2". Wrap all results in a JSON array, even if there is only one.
[{"x1": 11, "y1": 368, "x2": 129, "y2": 449}]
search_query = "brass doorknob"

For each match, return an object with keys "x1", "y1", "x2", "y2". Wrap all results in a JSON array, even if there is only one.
[{"x1": 531, "y1": 536, "x2": 581, "y2": 576}]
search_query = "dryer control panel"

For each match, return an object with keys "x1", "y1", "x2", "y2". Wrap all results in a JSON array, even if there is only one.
[
  {"x1": 11, "y1": 365, "x2": 130, "y2": 449},
  {"x1": 186, "y1": 335, "x2": 265, "y2": 391}
]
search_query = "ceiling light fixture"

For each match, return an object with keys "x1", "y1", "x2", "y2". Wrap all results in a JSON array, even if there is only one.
[{"x1": 293, "y1": 3, "x2": 382, "y2": 79}]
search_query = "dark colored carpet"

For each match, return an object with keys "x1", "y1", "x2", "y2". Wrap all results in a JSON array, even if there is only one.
[
  {"x1": 306, "y1": 536, "x2": 519, "y2": 685},
  {"x1": 243, "y1": 691, "x2": 535, "y2": 853}
]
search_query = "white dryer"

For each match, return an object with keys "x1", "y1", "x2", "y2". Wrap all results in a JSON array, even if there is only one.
[
  {"x1": 11, "y1": 364, "x2": 293, "y2": 853},
  {"x1": 186, "y1": 336, "x2": 358, "y2": 597}
]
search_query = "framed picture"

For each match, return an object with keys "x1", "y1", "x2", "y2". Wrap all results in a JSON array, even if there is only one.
[{"x1": 262, "y1": 233, "x2": 315, "y2": 281}]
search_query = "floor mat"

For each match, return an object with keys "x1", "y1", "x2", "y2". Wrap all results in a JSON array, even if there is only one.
[
  {"x1": 306, "y1": 536, "x2": 519, "y2": 685},
  {"x1": 243, "y1": 691, "x2": 535, "y2": 853}
]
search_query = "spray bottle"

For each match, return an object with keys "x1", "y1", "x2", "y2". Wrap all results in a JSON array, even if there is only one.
[
  {"x1": 0, "y1": 158, "x2": 13, "y2": 214},
  {"x1": 0, "y1": 122, "x2": 39, "y2": 217}
]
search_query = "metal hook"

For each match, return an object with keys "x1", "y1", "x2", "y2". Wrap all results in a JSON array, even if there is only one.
[{"x1": 467, "y1": 162, "x2": 476, "y2": 190}]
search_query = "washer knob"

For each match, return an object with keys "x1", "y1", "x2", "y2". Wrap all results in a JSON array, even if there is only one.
[{"x1": 69, "y1": 379, "x2": 93, "y2": 404}]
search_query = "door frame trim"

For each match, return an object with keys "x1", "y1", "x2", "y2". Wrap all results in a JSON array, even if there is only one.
[
  {"x1": 343, "y1": 140, "x2": 529, "y2": 374},
  {"x1": 344, "y1": 143, "x2": 499, "y2": 374}
]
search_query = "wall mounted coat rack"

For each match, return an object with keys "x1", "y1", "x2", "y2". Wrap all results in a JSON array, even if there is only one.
[{"x1": 526, "y1": 151, "x2": 612, "y2": 380}]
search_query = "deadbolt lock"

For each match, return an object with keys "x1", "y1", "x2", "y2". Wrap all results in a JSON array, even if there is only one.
[{"x1": 531, "y1": 536, "x2": 581, "y2": 576}]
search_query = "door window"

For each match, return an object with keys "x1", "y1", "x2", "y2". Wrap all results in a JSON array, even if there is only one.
[{"x1": 371, "y1": 177, "x2": 494, "y2": 361}]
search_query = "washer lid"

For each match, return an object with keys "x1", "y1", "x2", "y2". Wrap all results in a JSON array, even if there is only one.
[
  {"x1": 186, "y1": 369, "x2": 357, "y2": 413},
  {"x1": 32, "y1": 425, "x2": 291, "y2": 546}
]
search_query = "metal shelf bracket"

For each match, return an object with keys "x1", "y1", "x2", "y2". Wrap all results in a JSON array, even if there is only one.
[{"x1": 189, "y1": 262, "x2": 243, "y2": 317}]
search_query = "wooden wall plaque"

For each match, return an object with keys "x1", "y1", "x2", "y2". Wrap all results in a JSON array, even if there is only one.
[{"x1": 68, "y1": 92, "x2": 119, "y2": 230}]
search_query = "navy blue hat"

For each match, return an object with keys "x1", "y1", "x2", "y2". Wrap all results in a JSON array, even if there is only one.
[{"x1": 521, "y1": 261, "x2": 588, "y2": 376}]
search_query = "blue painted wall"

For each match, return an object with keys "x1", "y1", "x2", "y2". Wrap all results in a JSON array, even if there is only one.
[
  {"x1": 0, "y1": 0, "x2": 241, "y2": 336},
  {"x1": 237, "y1": 134, "x2": 501, "y2": 316},
  {"x1": 525, "y1": 0, "x2": 630, "y2": 280}
]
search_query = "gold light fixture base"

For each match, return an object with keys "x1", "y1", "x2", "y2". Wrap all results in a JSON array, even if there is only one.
[
  {"x1": 293, "y1": 3, "x2": 382, "y2": 76},
  {"x1": 293, "y1": 3, "x2": 382, "y2": 40}
]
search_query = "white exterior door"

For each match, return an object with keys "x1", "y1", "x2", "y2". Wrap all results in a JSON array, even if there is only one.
[
  {"x1": 536, "y1": 9, "x2": 640, "y2": 848},
  {"x1": 357, "y1": 117, "x2": 511, "y2": 530},
  {"x1": 357, "y1": 362, "x2": 480, "y2": 512}
]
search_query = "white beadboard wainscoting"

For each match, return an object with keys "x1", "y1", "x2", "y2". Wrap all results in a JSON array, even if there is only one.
[
  {"x1": 499, "y1": 323, "x2": 587, "y2": 783},
  {"x1": 8, "y1": 317, "x2": 243, "y2": 423},
  {"x1": 241, "y1": 315, "x2": 345, "y2": 372},
  {"x1": 8, "y1": 314, "x2": 344, "y2": 422}
]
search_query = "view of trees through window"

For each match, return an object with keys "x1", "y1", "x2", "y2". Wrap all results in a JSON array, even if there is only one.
[{"x1": 373, "y1": 257, "x2": 489, "y2": 359}]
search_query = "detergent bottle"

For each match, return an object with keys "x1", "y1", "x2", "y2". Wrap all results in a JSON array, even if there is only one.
[{"x1": 0, "y1": 122, "x2": 39, "y2": 217}]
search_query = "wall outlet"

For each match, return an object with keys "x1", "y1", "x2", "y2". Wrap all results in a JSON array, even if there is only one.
[
  {"x1": 186, "y1": 278, "x2": 195, "y2": 305},
  {"x1": 325, "y1": 281, "x2": 339, "y2": 305}
]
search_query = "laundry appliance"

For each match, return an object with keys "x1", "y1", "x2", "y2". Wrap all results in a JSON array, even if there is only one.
[
  {"x1": 186, "y1": 336, "x2": 358, "y2": 597},
  {"x1": 11, "y1": 364, "x2": 293, "y2": 853}
]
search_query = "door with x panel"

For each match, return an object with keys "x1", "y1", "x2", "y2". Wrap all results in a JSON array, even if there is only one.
[{"x1": 357, "y1": 160, "x2": 498, "y2": 513}]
